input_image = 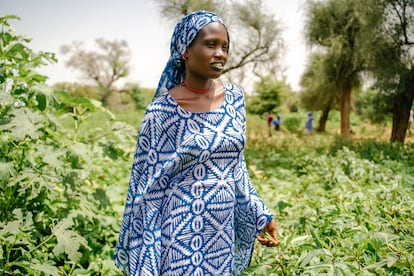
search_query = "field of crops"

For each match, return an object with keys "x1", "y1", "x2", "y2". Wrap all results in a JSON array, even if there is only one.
[
  {"x1": 2, "y1": 92, "x2": 414, "y2": 275},
  {"x1": 242, "y1": 114, "x2": 414, "y2": 275}
]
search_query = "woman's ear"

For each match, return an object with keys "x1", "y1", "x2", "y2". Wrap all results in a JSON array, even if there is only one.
[{"x1": 182, "y1": 52, "x2": 188, "y2": 60}]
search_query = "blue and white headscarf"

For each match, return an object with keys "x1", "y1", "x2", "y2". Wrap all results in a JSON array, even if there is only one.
[{"x1": 154, "y1": 10, "x2": 227, "y2": 99}]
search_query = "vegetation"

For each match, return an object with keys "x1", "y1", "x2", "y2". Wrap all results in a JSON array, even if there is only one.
[
  {"x1": 299, "y1": 53, "x2": 339, "y2": 132},
  {"x1": 1, "y1": 4, "x2": 413, "y2": 275},
  {"x1": 304, "y1": 0, "x2": 365, "y2": 137},
  {"x1": 246, "y1": 76, "x2": 283, "y2": 115},
  {"x1": 302, "y1": 0, "x2": 414, "y2": 143},
  {"x1": 60, "y1": 38, "x2": 131, "y2": 106},
  {"x1": 244, "y1": 116, "x2": 414, "y2": 275},
  {"x1": 0, "y1": 16, "x2": 134, "y2": 275},
  {"x1": 361, "y1": 0, "x2": 414, "y2": 144}
]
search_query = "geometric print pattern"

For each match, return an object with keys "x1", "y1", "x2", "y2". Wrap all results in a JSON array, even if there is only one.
[{"x1": 114, "y1": 83, "x2": 273, "y2": 275}]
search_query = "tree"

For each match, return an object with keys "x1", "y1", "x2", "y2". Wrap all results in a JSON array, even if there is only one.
[
  {"x1": 361, "y1": 0, "x2": 414, "y2": 144},
  {"x1": 246, "y1": 76, "x2": 282, "y2": 115},
  {"x1": 304, "y1": 0, "x2": 365, "y2": 137},
  {"x1": 61, "y1": 38, "x2": 131, "y2": 106},
  {"x1": 153, "y1": 0, "x2": 285, "y2": 86},
  {"x1": 299, "y1": 53, "x2": 340, "y2": 132},
  {"x1": 355, "y1": 88, "x2": 391, "y2": 124},
  {"x1": 157, "y1": 0, "x2": 220, "y2": 17}
]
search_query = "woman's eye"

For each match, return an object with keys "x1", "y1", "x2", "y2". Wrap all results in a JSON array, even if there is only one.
[{"x1": 207, "y1": 42, "x2": 215, "y2": 48}]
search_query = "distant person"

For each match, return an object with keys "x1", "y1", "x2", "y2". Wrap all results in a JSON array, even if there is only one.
[
  {"x1": 267, "y1": 112, "x2": 274, "y2": 128},
  {"x1": 304, "y1": 111, "x2": 313, "y2": 134},
  {"x1": 408, "y1": 109, "x2": 414, "y2": 135},
  {"x1": 273, "y1": 114, "x2": 281, "y2": 131}
]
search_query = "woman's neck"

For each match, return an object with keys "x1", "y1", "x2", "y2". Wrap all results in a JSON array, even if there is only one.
[{"x1": 181, "y1": 79, "x2": 214, "y2": 94}]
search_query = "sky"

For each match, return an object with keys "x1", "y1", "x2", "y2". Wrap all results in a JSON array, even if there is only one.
[{"x1": 2, "y1": 0, "x2": 309, "y2": 91}]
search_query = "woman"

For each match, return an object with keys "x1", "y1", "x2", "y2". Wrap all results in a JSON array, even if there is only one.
[
  {"x1": 114, "y1": 10, "x2": 279, "y2": 275},
  {"x1": 305, "y1": 111, "x2": 314, "y2": 134}
]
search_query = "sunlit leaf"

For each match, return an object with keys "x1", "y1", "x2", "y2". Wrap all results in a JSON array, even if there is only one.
[
  {"x1": 30, "y1": 263, "x2": 59, "y2": 276},
  {"x1": 1, "y1": 109, "x2": 44, "y2": 140},
  {"x1": 0, "y1": 161, "x2": 14, "y2": 180},
  {"x1": 52, "y1": 217, "x2": 90, "y2": 263}
]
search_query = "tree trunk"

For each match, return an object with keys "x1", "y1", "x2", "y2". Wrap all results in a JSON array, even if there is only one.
[
  {"x1": 390, "y1": 70, "x2": 414, "y2": 144},
  {"x1": 340, "y1": 86, "x2": 352, "y2": 137},
  {"x1": 317, "y1": 106, "x2": 331, "y2": 132},
  {"x1": 100, "y1": 87, "x2": 113, "y2": 107}
]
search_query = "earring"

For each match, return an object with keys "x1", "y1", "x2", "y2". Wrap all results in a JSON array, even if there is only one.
[{"x1": 182, "y1": 52, "x2": 188, "y2": 60}]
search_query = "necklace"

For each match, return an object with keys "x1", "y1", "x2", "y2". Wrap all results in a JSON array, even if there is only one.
[{"x1": 181, "y1": 80, "x2": 213, "y2": 94}]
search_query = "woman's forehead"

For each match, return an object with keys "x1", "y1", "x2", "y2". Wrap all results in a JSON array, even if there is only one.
[{"x1": 196, "y1": 22, "x2": 229, "y2": 41}]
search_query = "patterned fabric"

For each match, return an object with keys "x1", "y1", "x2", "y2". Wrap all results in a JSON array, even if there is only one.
[
  {"x1": 155, "y1": 10, "x2": 226, "y2": 99},
  {"x1": 114, "y1": 83, "x2": 273, "y2": 275}
]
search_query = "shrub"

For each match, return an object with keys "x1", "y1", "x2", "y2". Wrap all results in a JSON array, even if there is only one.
[{"x1": 0, "y1": 15, "x2": 134, "y2": 275}]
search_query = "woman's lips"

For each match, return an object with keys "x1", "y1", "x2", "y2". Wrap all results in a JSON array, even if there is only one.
[{"x1": 211, "y1": 62, "x2": 224, "y2": 71}]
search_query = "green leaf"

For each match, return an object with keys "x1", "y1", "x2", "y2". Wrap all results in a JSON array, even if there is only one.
[
  {"x1": 297, "y1": 248, "x2": 332, "y2": 267},
  {"x1": 54, "y1": 90, "x2": 73, "y2": 105},
  {"x1": 13, "y1": 88, "x2": 27, "y2": 95},
  {"x1": 0, "y1": 209, "x2": 33, "y2": 245},
  {"x1": 289, "y1": 235, "x2": 310, "y2": 246},
  {"x1": 0, "y1": 161, "x2": 14, "y2": 181},
  {"x1": 41, "y1": 147, "x2": 64, "y2": 168},
  {"x1": 30, "y1": 73, "x2": 47, "y2": 83},
  {"x1": 1, "y1": 41, "x2": 24, "y2": 57},
  {"x1": 54, "y1": 90, "x2": 99, "y2": 111},
  {"x1": 0, "y1": 67, "x2": 6, "y2": 83},
  {"x1": 310, "y1": 229, "x2": 323, "y2": 248},
  {"x1": 0, "y1": 90, "x2": 15, "y2": 108},
  {"x1": 386, "y1": 253, "x2": 399, "y2": 268},
  {"x1": 0, "y1": 109, "x2": 44, "y2": 140},
  {"x1": 0, "y1": 220, "x2": 20, "y2": 236},
  {"x1": 30, "y1": 263, "x2": 59, "y2": 276},
  {"x1": 52, "y1": 217, "x2": 90, "y2": 263},
  {"x1": 0, "y1": 15, "x2": 21, "y2": 27},
  {"x1": 36, "y1": 93, "x2": 47, "y2": 111}
]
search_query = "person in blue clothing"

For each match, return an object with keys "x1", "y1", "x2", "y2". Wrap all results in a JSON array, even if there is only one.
[
  {"x1": 305, "y1": 111, "x2": 314, "y2": 134},
  {"x1": 273, "y1": 114, "x2": 281, "y2": 131},
  {"x1": 114, "y1": 10, "x2": 280, "y2": 276}
]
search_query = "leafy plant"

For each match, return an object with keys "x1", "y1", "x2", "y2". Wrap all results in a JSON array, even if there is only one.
[
  {"x1": 244, "y1": 131, "x2": 414, "y2": 275},
  {"x1": 0, "y1": 15, "x2": 134, "y2": 275}
]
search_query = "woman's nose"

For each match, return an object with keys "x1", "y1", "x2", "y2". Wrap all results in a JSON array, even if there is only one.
[{"x1": 214, "y1": 47, "x2": 226, "y2": 58}]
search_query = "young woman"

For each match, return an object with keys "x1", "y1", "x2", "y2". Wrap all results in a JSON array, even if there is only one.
[{"x1": 114, "y1": 10, "x2": 280, "y2": 275}]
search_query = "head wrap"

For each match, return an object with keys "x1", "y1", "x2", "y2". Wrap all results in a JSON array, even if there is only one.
[{"x1": 154, "y1": 10, "x2": 227, "y2": 99}]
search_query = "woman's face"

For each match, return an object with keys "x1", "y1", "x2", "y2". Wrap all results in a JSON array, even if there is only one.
[{"x1": 185, "y1": 22, "x2": 229, "y2": 80}]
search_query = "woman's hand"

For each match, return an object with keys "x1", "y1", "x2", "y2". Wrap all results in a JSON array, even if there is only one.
[{"x1": 257, "y1": 219, "x2": 280, "y2": 247}]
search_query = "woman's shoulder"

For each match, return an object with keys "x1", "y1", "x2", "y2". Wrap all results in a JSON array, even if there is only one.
[
  {"x1": 140, "y1": 93, "x2": 176, "y2": 121},
  {"x1": 222, "y1": 82, "x2": 247, "y2": 106},
  {"x1": 223, "y1": 82, "x2": 243, "y2": 91},
  {"x1": 223, "y1": 82, "x2": 245, "y2": 97},
  {"x1": 146, "y1": 93, "x2": 174, "y2": 110}
]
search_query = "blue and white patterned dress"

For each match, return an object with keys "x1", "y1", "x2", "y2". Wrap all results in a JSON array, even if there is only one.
[{"x1": 114, "y1": 83, "x2": 273, "y2": 275}]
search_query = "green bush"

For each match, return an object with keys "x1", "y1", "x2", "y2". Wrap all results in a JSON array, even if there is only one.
[
  {"x1": 0, "y1": 15, "x2": 134, "y2": 275},
  {"x1": 282, "y1": 114, "x2": 304, "y2": 133}
]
